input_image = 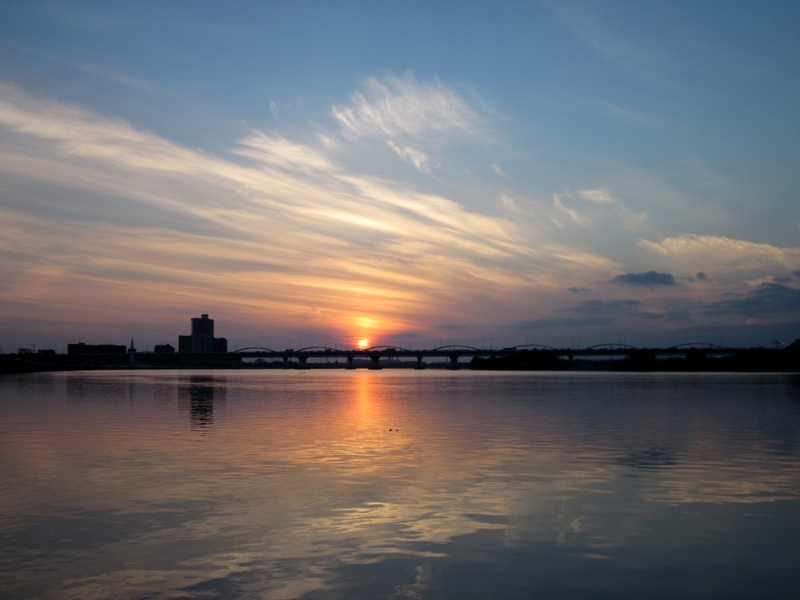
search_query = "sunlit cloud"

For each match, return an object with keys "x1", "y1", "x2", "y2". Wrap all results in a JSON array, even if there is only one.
[
  {"x1": 640, "y1": 235, "x2": 800, "y2": 282},
  {"x1": 0, "y1": 80, "x2": 619, "y2": 347},
  {"x1": 577, "y1": 188, "x2": 615, "y2": 204},
  {"x1": 1, "y1": 76, "x2": 798, "y2": 349},
  {"x1": 492, "y1": 163, "x2": 510, "y2": 179},
  {"x1": 500, "y1": 193, "x2": 518, "y2": 213},
  {"x1": 552, "y1": 192, "x2": 592, "y2": 227},
  {"x1": 547, "y1": 188, "x2": 650, "y2": 236},
  {"x1": 386, "y1": 140, "x2": 430, "y2": 173},
  {"x1": 233, "y1": 131, "x2": 334, "y2": 172},
  {"x1": 331, "y1": 73, "x2": 482, "y2": 140}
]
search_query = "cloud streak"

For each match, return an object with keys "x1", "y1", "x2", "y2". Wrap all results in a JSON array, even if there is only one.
[
  {"x1": 386, "y1": 141, "x2": 431, "y2": 173},
  {"x1": 544, "y1": 0, "x2": 678, "y2": 86},
  {"x1": 2, "y1": 76, "x2": 799, "y2": 350},
  {"x1": 0, "y1": 80, "x2": 618, "y2": 347},
  {"x1": 331, "y1": 73, "x2": 482, "y2": 140}
]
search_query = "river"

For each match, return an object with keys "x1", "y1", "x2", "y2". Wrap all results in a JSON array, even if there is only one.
[{"x1": 1, "y1": 370, "x2": 799, "y2": 599}]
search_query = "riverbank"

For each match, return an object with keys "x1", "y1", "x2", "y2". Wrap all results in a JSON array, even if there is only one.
[{"x1": 2, "y1": 343, "x2": 798, "y2": 375}]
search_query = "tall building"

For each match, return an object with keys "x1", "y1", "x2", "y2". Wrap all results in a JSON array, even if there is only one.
[{"x1": 178, "y1": 314, "x2": 228, "y2": 354}]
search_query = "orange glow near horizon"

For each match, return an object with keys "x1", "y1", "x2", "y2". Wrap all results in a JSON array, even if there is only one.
[
  {"x1": 353, "y1": 315, "x2": 379, "y2": 349},
  {"x1": 354, "y1": 317, "x2": 379, "y2": 329}
]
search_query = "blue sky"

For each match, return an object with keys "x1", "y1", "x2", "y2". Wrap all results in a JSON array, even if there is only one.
[{"x1": 1, "y1": 1, "x2": 799, "y2": 351}]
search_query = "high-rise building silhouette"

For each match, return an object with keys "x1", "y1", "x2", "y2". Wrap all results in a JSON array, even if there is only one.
[{"x1": 178, "y1": 314, "x2": 228, "y2": 353}]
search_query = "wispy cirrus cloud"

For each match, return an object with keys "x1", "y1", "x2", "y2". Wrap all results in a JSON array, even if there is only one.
[
  {"x1": 3, "y1": 77, "x2": 798, "y2": 350},
  {"x1": 0, "y1": 38, "x2": 166, "y2": 95},
  {"x1": 233, "y1": 131, "x2": 334, "y2": 172},
  {"x1": 549, "y1": 188, "x2": 649, "y2": 233},
  {"x1": 544, "y1": 0, "x2": 677, "y2": 85},
  {"x1": 492, "y1": 164, "x2": 510, "y2": 179},
  {"x1": 552, "y1": 192, "x2": 592, "y2": 227},
  {"x1": 577, "y1": 188, "x2": 615, "y2": 204},
  {"x1": 386, "y1": 141, "x2": 430, "y2": 173},
  {"x1": 0, "y1": 80, "x2": 618, "y2": 346},
  {"x1": 331, "y1": 73, "x2": 482, "y2": 140}
]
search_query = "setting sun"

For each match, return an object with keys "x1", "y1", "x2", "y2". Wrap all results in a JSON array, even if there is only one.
[{"x1": 356, "y1": 338, "x2": 370, "y2": 349}]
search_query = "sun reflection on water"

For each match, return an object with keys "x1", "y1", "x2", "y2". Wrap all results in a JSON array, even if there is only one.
[{"x1": 2, "y1": 372, "x2": 800, "y2": 599}]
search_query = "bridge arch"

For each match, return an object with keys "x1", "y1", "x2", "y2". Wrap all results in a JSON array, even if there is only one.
[
  {"x1": 509, "y1": 344, "x2": 558, "y2": 351},
  {"x1": 232, "y1": 347, "x2": 278, "y2": 354},
  {"x1": 431, "y1": 345, "x2": 480, "y2": 352},
  {"x1": 585, "y1": 343, "x2": 641, "y2": 351},
  {"x1": 296, "y1": 346, "x2": 340, "y2": 353},
  {"x1": 667, "y1": 343, "x2": 724, "y2": 350},
  {"x1": 363, "y1": 345, "x2": 412, "y2": 352}
]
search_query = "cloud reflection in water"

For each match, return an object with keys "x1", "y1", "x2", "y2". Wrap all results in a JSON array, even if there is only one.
[{"x1": 1, "y1": 371, "x2": 800, "y2": 598}]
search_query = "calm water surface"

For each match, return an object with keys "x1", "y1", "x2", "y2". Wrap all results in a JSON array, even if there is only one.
[{"x1": 1, "y1": 370, "x2": 799, "y2": 599}]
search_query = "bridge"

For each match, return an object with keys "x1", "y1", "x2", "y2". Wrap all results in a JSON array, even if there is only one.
[
  {"x1": 228, "y1": 343, "x2": 755, "y2": 370},
  {"x1": 2, "y1": 342, "x2": 787, "y2": 374}
]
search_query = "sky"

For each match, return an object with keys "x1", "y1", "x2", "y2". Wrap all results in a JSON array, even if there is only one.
[{"x1": 1, "y1": 0, "x2": 799, "y2": 352}]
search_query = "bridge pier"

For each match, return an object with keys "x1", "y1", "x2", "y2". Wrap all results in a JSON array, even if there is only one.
[
  {"x1": 368, "y1": 354, "x2": 382, "y2": 370},
  {"x1": 297, "y1": 355, "x2": 310, "y2": 370},
  {"x1": 414, "y1": 355, "x2": 425, "y2": 370},
  {"x1": 282, "y1": 356, "x2": 289, "y2": 369},
  {"x1": 447, "y1": 354, "x2": 460, "y2": 370},
  {"x1": 346, "y1": 355, "x2": 355, "y2": 369}
]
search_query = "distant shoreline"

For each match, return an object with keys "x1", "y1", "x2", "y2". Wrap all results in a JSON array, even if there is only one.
[{"x1": 2, "y1": 344, "x2": 798, "y2": 375}]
